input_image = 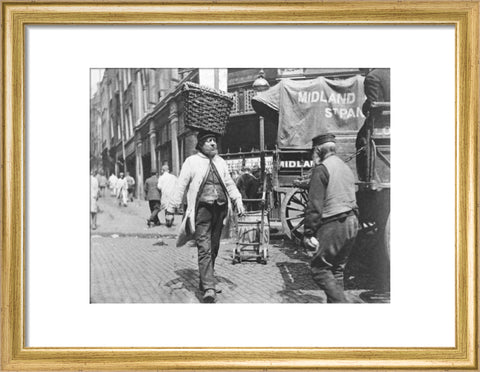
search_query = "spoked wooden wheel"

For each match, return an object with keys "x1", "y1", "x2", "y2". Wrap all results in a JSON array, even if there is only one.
[{"x1": 281, "y1": 188, "x2": 308, "y2": 243}]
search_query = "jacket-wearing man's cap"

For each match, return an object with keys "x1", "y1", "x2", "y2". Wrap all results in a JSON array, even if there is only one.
[
  {"x1": 197, "y1": 130, "x2": 218, "y2": 143},
  {"x1": 312, "y1": 133, "x2": 336, "y2": 147}
]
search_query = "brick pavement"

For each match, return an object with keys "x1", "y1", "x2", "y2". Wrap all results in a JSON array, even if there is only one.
[
  {"x1": 93, "y1": 194, "x2": 178, "y2": 237},
  {"x1": 91, "y1": 196, "x2": 390, "y2": 304}
]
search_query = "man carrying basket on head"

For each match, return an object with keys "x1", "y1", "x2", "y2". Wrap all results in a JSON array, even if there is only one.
[{"x1": 167, "y1": 130, "x2": 245, "y2": 303}]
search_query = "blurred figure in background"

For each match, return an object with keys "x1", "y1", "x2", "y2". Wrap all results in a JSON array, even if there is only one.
[
  {"x1": 125, "y1": 172, "x2": 136, "y2": 202},
  {"x1": 236, "y1": 167, "x2": 259, "y2": 211},
  {"x1": 90, "y1": 171, "x2": 99, "y2": 230},
  {"x1": 97, "y1": 170, "x2": 108, "y2": 198},
  {"x1": 117, "y1": 172, "x2": 128, "y2": 207},
  {"x1": 108, "y1": 172, "x2": 118, "y2": 197},
  {"x1": 144, "y1": 170, "x2": 161, "y2": 227},
  {"x1": 157, "y1": 164, "x2": 177, "y2": 227}
]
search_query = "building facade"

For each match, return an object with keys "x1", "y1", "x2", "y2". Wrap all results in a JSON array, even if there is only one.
[
  {"x1": 90, "y1": 68, "x2": 363, "y2": 199},
  {"x1": 90, "y1": 68, "x2": 212, "y2": 198}
]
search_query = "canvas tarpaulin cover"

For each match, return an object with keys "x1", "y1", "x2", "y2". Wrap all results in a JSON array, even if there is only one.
[{"x1": 252, "y1": 75, "x2": 367, "y2": 149}]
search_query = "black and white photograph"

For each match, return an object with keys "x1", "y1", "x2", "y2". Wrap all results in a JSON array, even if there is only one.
[
  {"x1": 3, "y1": 0, "x2": 473, "y2": 367},
  {"x1": 90, "y1": 67, "x2": 390, "y2": 304}
]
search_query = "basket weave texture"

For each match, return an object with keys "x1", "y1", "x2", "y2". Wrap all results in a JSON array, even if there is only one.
[{"x1": 182, "y1": 82, "x2": 234, "y2": 135}]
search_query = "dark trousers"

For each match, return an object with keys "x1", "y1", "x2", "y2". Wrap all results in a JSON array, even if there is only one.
[
  {"x1": 128, "y1": 187, "x2": 135, "y2": 201},
  {"x1": 311, "y1": 215, "x2": 359, "y2": 303},
  {"x1": 148, "y1": 200, "x2": 161, "y2": 224},
  {"x1": 194, "y1": 202, "x2": 228, "y2": 291}
]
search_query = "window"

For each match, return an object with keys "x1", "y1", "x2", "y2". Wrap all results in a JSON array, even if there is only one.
[
  {"x1": 122, "y1": 69, "x2": 130, "y2": 91},
  {"x1": 230, "y1": 91, "x2": 239, "y2": 115},
  {"x1": 125, "y1": 106, "x2": 134, "y2": 139},
  {"x1": 244, "y1": 89, "x2": 256, "y2": 113},
  {"x1": 97, "y1": 117, "x2": 102, "y2": 142},
  {"x1": 148, "y1": 70, "x2": 157, "y2": 105},
  {"x1": 110, "y1": 117, "x2": 114, "y2": 141},
  {"x1": 128, "y1": 107, "x2": 134, "y2": 137}
]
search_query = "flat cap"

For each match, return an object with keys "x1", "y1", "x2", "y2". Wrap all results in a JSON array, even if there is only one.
[
  {"x1": 197, "y1": 130, "x2": 218, "y2": 143},
  {"x1": 312, "y1": 133, "x2": 336, "y2": 147}
]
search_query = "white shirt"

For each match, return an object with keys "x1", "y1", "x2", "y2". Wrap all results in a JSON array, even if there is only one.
[
  {"x1": 108, "y1": 174, "x2": 117, "y2": 186},
  {"x1": 116, "y1": 178, "x2": 128, "y2": 191},
  {"x1": 157, "y1": 171, "x2": 177, "y2": 206},
  {"x1": 91, "y1": 175, "x2": 99, "y2": 195}
]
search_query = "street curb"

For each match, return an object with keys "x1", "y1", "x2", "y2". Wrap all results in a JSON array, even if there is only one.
[
  {"x1": 91, "y1": 232, "x2": 178, "y2": 239},
  {"x1": 91, "y1": 232, "x2": 289, "y2": 243}
]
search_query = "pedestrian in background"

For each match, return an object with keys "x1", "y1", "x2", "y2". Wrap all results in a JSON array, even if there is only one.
[
  {"x1": 167, "y1": 130, "x2": 245, "y2": 303},
  {"x1": 235, "y1": 167, "x2": 259, "y2": 211},
  {"x1": 157, "y1": 164, "x2": 177, "y2": 227},
  {"x1": 144, "y1": 170, "x2": 161, "y2": 227},
  {"x1": 97, "y1": 170, "x2": 108, "y2": 197},
  {"x1": 303, "y1": 133, "x2": 359, "y2": 303},
  {"x1": 108, "y1": 173, "x2": 118, "y2": 197},
  {"x1": 117, "y1": 172, "x2": 128, "y2": 207},
  {"x1": 90, "y1": 171, "x2": 99, "y2": 230},
  {"x1": 125, "y1": 172, "x2": 136, "y2": 202}
]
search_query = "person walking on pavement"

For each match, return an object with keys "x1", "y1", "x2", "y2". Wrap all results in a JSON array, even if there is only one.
[
  {"x1": 157, "y1": 164, "x2": 177, "y2": 227},
  {"x1": 125, "y1": 172, "x2": 136, "y2": 202},
  {"x1": 108, "y1": 172, "x2": 118, "y2": 197},
  {"x1": 144, "y1": 170, "x2": 161, "y2": 227},
  {"x1": 167, "y1": 130, "x2": 245, "y2": 303},
  {"x1": 90, "y1": 171, "x2": 99, "y2": 230},
  {"x1": 117, "y1": 172, "x2": 128, "y2": 207},
  {"x1": 303, "y1": 133, "x2": 359, "y2": 303},
  {"x1": 96, "y1": 170, "x2": 108, "y2": 198}
]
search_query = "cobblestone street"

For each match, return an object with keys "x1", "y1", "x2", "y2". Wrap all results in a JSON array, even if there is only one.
[{"x1": 91, "y1": 195, "x2": 390, "y2": 304}]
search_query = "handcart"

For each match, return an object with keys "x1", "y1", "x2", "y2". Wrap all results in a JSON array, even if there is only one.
[{"x1": 232, "y1": 178, "x2": 270, "y2": 264}]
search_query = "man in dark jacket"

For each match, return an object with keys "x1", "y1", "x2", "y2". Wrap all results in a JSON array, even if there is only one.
[
  {"x1": 356, "y1": 68, "x2": 390, "y2": 181},
  {"x1": 361, "y1": 68, "x2": 390, "y2": 116},
  {"x1": 235, "y1": 167, "x2": 259, "y2": 211},
  {"x1": 144, "y1": 170, "x2": 161, "y2": 227},
  {"x1": 304, "y1": 133, "x2": 359, "y2": 303}
]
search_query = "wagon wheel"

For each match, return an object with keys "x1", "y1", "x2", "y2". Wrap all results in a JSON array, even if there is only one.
[{"x1": 280, "y1": 188, "x2": 308, "y2": 243}]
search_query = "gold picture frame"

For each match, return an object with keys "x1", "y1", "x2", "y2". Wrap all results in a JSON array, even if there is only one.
[{"x1": 1, "y1": 1, "x2": 478, "y2": 370}]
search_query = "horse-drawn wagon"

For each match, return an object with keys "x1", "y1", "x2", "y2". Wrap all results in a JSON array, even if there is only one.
[{"x1": 249, "y1": 74, "x2": 391, "y2": 264}]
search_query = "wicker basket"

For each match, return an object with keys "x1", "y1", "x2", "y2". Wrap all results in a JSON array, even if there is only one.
[{"x1": 182, "y1": 82, "x2": 234, "y2": 135}]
